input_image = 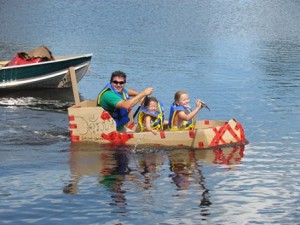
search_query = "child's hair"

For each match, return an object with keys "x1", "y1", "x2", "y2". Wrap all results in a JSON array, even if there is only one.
[
  {"x1": 143, "y1": 96, "x2": 158, "y2": 107},
  {"x1": 174, "y1": 90, "x2": 188, "y2": 101}
]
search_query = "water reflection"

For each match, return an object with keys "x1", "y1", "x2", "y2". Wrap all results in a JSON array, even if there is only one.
[
  {"x1": 64, "y1": 144, "x2": 131, "y2": 215},
  {"x1": 134, "y1": 150, "x2": 164, "y2": 189},
  {"x1": 196, "y1": 145, "x2": 245, "y2": 166},
  {"x1": 168, "y1": 149, "x2": 199, "y2": 189},
  {"x1": 63, "y1": 143, "x2": 117, "y2": 195},
  {"x1": 167, "y1": 148, "x2": 212, "y2": 218},
  {"x1": 99, "y1": 150, "x2": 131, "y2": 212},
  {"x1": 65, "y1": 143, "x2": 245, "y2": 218}
]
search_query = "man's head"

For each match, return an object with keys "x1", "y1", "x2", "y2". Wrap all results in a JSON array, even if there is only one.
[{"x1": 110, "y1": 71, "x2": 126, "y2": 93}]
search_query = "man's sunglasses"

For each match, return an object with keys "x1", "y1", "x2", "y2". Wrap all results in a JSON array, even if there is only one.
[{"x1": 112, "y1": 80, "x2": 126, "y2": 85}]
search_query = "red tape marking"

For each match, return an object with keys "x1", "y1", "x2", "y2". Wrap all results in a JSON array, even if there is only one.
[
  {"x1": 101, "y1": 131, "x2": 134, "y2": 145},
  {"x1": 209, "y1": 122, "x2": 246, "y2": 147},
  {"x1": 226, "y1": 124, "x2": 243, "y2": 142},
  {"x1": 127, "y1": 123, "x2": 135, "y2": 129},
  {"x1": 71, "y1": 134, "x2": 80, "y2": 142},
  {"x1": 68, "y1": 115, "x2": 75, "y2": 121},
  {"x1": 210, "y1": 126, "x2": 227, "y2": 147},
  {"x1": 198, "y1": 142, "x2": 204, "y2": 149},
  {"x1": 69, "y1": 124, "x2": 77, "y2": 129},
  {"x1": 189, "y1": 130, "x2": 195, "y2": 139},
  {"x1": 101, "y1": 111, "x2": 111, "y2": 120},
  {"x1": 160, "y1": 131, "x2": 166, "y2": 139}
]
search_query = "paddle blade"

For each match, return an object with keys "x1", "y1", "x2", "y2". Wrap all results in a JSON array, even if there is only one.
[{"x1": 201, "y1": 102, "x2": 210, "y2": 111}]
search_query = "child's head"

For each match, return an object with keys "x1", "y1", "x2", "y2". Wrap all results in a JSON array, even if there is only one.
[
  {"x1": 174, "y1": 90, "x2": 190, "y2": 107},
  {"x1": 143, "y1": 96, "x2": 158, "y2": 114}
]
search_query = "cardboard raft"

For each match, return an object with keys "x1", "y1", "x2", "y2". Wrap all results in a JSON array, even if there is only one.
[{"x1": 67, "y1": 100, "x2": 247, "y2": 149}]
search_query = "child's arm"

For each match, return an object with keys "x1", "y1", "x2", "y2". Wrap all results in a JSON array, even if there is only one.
[
  {"x1": 177, "y1": 99, "x2": 202, "y2": 121},
  {"x1": 145, "y1": 115, "x2": 158, "y2": 135}
]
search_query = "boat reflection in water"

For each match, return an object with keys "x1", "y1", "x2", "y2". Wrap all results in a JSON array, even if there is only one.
[
  {"x1": 64, "y1": 143, "x2": 245, "y2": 215},
  {"x1": 195, "y1": 145, "x2": 245, "y2": 167},
  {"x1": 167, "y1": 145, "x2": 245, "y2": 215},
  {"x1": 0, "y1": 88, "x2": 78, "y2": 112}
]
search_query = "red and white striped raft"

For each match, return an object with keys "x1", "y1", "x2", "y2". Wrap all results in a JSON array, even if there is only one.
[{"x1": 67, "y1": 100, "x2": 247, "y2": 149}]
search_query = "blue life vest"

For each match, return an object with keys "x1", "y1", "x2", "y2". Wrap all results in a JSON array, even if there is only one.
[
  {"x1": 168, "y1": 103, "x2": 194, "y2": 130},
  {"x1": 97, "y1": 83, "x2": 130, "y2": 128},
  {"x1": 137, "y1": 101, "x2": 165, "y2": 131}
]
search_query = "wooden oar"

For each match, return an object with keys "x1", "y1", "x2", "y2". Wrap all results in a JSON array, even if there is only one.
[{"x1": 69, "y1": 67, "x2": 81, "y2": 105}]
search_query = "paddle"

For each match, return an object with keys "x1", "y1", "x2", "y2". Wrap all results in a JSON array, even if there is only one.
[
  {"x1": 133, "y1": 95, "x2": 148, "y2": 119},
  {"x1": 201, "y1": 101, "x2": 210, "y2": 111},
  {"x1": 133, "y1": 105, "x2": 141, "y2": 119}
]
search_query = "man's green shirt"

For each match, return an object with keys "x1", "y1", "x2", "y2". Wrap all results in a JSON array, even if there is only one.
[{"x1": 100, "y1": 90, "x2": 123, "y2": 113}]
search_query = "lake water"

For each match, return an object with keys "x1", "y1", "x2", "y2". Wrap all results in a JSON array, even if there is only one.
[{"x1": 1, "y1": 1, "x2": 300, "y2": 224}]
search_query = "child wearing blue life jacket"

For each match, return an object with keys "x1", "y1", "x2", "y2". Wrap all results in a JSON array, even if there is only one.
[
  {"x1": 137, "y1": 96, "x2": 168, "y2": 135},
  {"x1": 168, "y1": 90, "x2": 203, "y2": 130}
]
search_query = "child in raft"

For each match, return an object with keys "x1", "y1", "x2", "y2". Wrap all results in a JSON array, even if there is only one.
[
  {"x1": 137, "y1": 96, "x2": 168, "y2": 135},
  {"x1": 168, "y1": 90, "x2": 203, "y2": 130}
]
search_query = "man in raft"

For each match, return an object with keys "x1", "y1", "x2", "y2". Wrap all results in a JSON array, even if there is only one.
[{"x1": 97, "y1": 71, "x2": 153, "y2": 132}]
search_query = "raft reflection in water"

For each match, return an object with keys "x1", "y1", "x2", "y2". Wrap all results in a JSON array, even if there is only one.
[{"x1": 63, "y1": 144, "x2": 245, "y2": 214}]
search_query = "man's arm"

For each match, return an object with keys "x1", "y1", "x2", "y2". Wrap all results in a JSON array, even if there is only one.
[
  {"x1": 116, "y1": 87, "x2": 153, "y2": 110},
  {"x1": 127, "y1": 88, "x2": 139, "y2": 96}
]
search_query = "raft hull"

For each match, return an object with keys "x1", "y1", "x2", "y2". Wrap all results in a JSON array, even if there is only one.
[{"x1": 68, "y1": 100, "x2": 247, "y2": 149}]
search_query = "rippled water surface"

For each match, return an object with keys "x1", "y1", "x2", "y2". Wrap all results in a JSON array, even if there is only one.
[{"x1": 1, "y1": 1, "x2": 300, "y2": 224}]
